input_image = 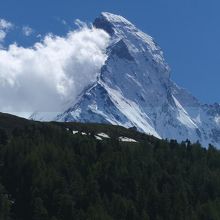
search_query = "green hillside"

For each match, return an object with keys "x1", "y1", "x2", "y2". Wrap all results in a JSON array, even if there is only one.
[{"x1": 0, "y1": 113, "x2": 220, "y2": 220}]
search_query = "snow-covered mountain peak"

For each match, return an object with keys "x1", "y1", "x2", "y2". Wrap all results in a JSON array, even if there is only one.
[
  {"x1": 94, "y1": 12, "x2": 136, "y2": 35},
  {"x1": 31, "y1": 12, "x2": 220, "y2": 148},
  {"x1": 95, "y1": 12, "x2": 170, "y2": 81},
  {"x1": 100, "y1": 12, "x2": 134, "y2": 26},
  {"x1": 94, "y1": 13, "x2": 164, "y2": 56}
]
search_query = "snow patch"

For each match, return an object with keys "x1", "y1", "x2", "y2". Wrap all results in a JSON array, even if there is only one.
[
  {"x1": 97, "y1": 132, "x2": 110, "y2": 138},
  {"x1": 95, "y1": 135, "x2": 103, "y2": 140},
  {"x1": 119, "y1": 136, "x2": 138, "y2": 143}
]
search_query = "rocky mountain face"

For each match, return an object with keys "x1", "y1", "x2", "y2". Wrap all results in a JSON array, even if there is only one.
[{"x1": 32, "y1": 12, "x2": 220, "y2": 148}]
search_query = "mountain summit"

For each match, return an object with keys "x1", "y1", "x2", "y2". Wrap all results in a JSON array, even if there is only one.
[{"x1": 32, "y1": 12, "x2": 220, "y2": 147}]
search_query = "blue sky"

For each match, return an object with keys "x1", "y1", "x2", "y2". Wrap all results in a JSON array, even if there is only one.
[{"x1": 0, "y1": 0, "x2": 219, "y2": 103}]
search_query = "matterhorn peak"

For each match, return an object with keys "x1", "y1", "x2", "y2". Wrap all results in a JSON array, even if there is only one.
[
  {"x1": 100, "y1": 12, "x2": 133, "y2": 24},
  {"x1": 95, "y1": 12, "x2": 170, "y2": 79},
  {"x1": 32, "y1": 12, "x2": 220, "y2": 148},
  {"x1": 93, "y1": 12, "x2": 136, "y2": 35}
]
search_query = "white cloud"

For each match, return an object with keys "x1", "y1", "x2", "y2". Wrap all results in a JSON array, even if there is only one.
[
  {"x1": 75, "y1": 19, "x2": 88, "y2": 29},
  {"x1": 22, "y1": 26, "x2": 34, "y2": 36},
  {"x1": 0, "y1": 23, "x2": 110, "y2": 118},
  {"x1": 0, "y1": 30, "x2": 6, "y2": 42},
  {"x1": 62, "y1": 19, "x2": 67, "y2": 26},
  {"x1": 0, "y1": 19, "x2": 13, "y2": 30},
  {"x1": 0, "y1": 19, "x2": 13, "y2": 43}
]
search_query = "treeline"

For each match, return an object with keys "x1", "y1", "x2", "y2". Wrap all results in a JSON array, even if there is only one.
[{"x1": 0, "y1": 115, "x2": 220, "y2": 219}]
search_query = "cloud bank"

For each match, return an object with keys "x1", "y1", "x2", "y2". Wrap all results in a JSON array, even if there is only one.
[{"x1": 0, "y1": 23, "x2": 110, "y2": 118}]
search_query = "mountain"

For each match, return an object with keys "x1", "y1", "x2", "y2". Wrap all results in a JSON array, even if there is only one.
[{"x1": 31, "y1": 12, "x2": 220, "y2": 148}]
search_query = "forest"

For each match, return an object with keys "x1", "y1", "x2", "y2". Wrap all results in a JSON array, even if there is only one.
[{"x1": 0, "y1": 113, "x2": 220, "y2": 220}]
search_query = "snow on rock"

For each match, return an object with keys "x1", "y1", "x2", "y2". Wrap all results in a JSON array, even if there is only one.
[
  {"x1": 97, "y1": 132, "x2": 110, "y2": 138},
  {"x1": 95, "y1": 135, "x2": 103, "y2": 140},
  {"x1": 119, "y1": 136, "x2": 138, "y2": 143}
]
